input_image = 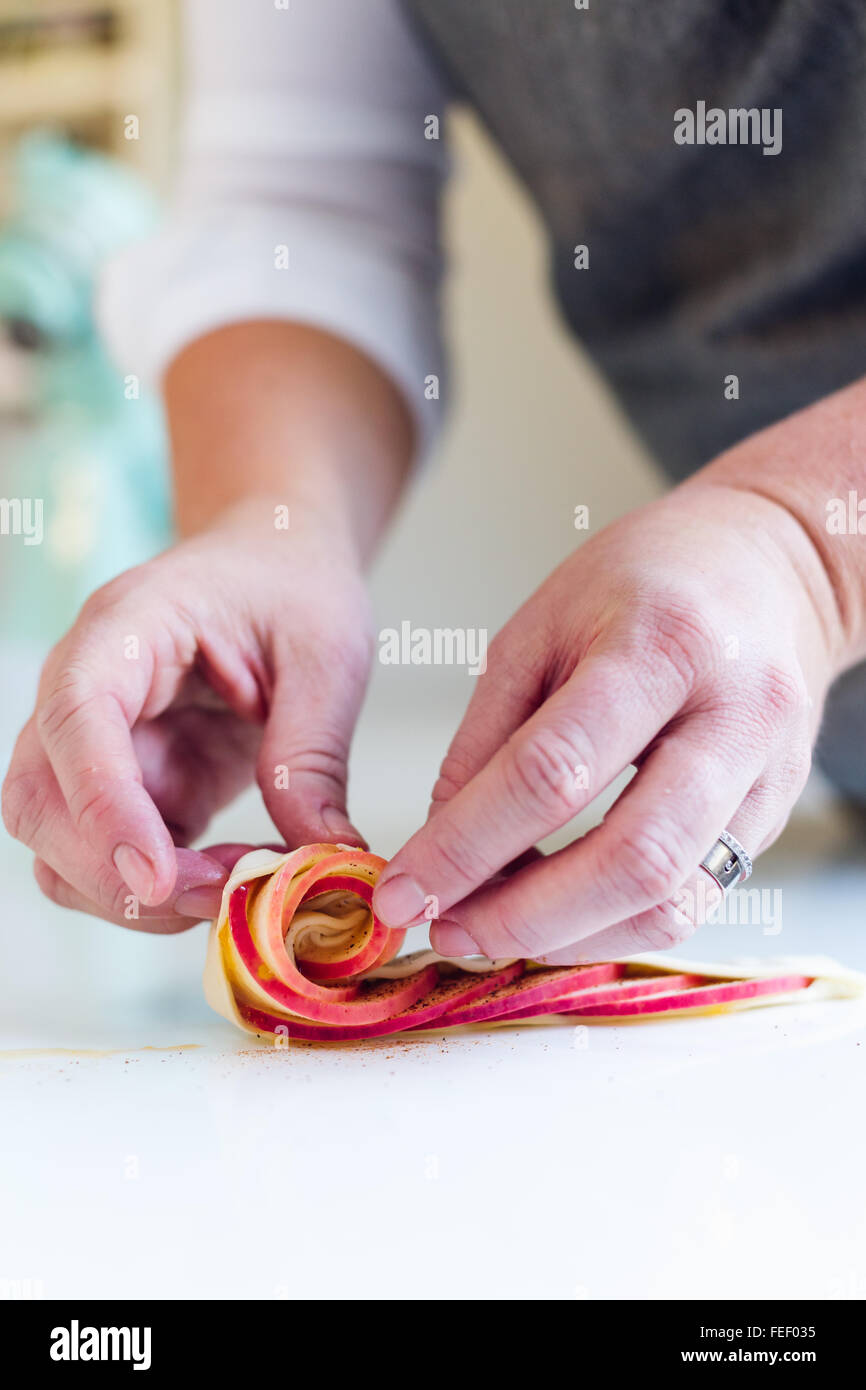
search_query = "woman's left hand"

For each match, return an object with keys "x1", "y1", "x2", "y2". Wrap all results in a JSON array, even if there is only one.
[{"x1": 372, "y1": 465, "x2": 848, "y2": 962}]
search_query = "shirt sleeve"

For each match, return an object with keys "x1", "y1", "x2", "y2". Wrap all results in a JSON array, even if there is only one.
[{"x1": 97, "y1": 0, "x2": 450, "y2": 462}]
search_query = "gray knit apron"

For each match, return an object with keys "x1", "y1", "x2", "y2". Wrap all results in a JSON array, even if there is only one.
[{"x1": 404, "y1": 0, "x2": 866, "y2": 803}]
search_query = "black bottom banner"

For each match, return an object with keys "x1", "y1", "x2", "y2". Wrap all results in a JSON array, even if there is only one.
[{"x1": 0, "y1": 1298, "x2": 859, "y2": 1375}]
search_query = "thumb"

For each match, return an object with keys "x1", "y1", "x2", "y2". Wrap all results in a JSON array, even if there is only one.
[{"x1": 256, "y1": 655, "x2": 368, "y2": 850}]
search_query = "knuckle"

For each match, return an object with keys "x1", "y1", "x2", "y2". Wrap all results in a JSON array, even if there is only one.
[
  {"x1": 627, "y1": 904, "x2": 696, "y2": 953},
  {"x1": 259, "y1": 737, "x2": 348, "y2": 796},
  {"x1": 754, "y1": 661, "x2": 808, "y2": 727},
  {"x1": 2, "y1": 769, "x2": 51, "y2": 845},
  {"x1": 92, "y1": 860, "x2": 133, "y2": 917},
  {"x1": 36, "y1": 670, "x2": 94, "y2": 745},
  {"x1": 67, "y1": 778, "x2": 130, "y2": 836},
  {"x1": 716, "y1": 662, "x2": 808, "y2": 748},
  {"x1": 605, "y1": 820, "x2": 688, "y2": 908},
  {"x1": 426, "y1": 829, "x2": 496, "y2": 893},
  {"x1": 476, "y1": 895, "x2": 551, "y2": 959},
  {"x1": 505, "y1": 724, "x2": 590, "y2": 820},
  {"x1": 644, "y1": 593, "x2": 719, "y2": 691}
]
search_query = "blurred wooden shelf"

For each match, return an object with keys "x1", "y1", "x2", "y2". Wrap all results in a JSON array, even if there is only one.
[{"x1": 0, "y1": 0, "x2": 178, "y2": 188}]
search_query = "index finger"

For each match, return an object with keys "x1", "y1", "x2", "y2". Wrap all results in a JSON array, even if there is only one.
[
  {"x1": 372, "y1": 649, "x2": 685, "y2": 929},
  {"x1": 429, "y1": 716, "x2": 764, "y2": 960}
]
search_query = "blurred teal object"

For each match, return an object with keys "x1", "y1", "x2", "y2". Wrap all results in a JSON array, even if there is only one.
[{"x1": 0, "y1": 131, "x2": 170, "y2": 641}]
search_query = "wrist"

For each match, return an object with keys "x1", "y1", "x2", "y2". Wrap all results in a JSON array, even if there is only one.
[
  {"x1": 193, "y1": 486, "x2": 366, "y2": 579},
  {"x1": 695, "y1": 405, "x2": 866, "y2": 673},
  {"x1": 682, "y1": 472, "x2": 855, "y2": 680}
]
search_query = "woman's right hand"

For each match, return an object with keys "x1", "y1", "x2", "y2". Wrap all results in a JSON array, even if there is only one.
[{"x1": 1, "y1": 498, "x2": 374, "y2": 930}]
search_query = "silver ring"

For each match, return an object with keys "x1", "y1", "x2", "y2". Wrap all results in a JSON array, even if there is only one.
[{"x1": 700, "y1": 829, "x2": 753, "y2": 894}]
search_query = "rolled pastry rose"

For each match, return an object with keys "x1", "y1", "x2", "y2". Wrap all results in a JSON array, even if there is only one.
[{"x1": 204, "y1": 846, "x2": 864, "y2": 1042}]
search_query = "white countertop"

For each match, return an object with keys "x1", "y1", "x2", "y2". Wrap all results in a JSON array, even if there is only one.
[{"x1": 2, "y1": 677, "x2": 865, "y2": 1301}]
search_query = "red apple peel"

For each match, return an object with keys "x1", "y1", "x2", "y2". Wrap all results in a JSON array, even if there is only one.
[{"x1": 203, "y1": 846, "x2": 860, "y2": 1044}]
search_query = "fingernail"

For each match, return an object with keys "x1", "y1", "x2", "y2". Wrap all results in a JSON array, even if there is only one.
[
  {"x1": 430, "y1": 920, "x2": 481, "y2": 958},
  {"x1": 321, "y1": 806, "x2": 368, "y2": 848},
  {"x1": 113, "y1": 843, "x2": 156, "y2": 903},
  {"x1": 174, "y1": 885, "x2": 224, "y2": 919},
  {"x1": 373, "y1": 873, "x2": 427, "y2": 927}
]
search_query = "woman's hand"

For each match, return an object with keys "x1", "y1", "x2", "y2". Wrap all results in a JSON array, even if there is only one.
[
  {"x1": 3, "y1": 317, "x2": 412, "y2": 932},
  {"x1": 373, "y1": 463, "x2": 851, "y2": 962},
  {"x1": 1, "y1": 500, "x2": 373, "y2": 930}
]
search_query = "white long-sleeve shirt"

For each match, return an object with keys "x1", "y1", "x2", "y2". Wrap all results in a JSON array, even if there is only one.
[{"x1": 98, "y1": 0, "x2": 448, "y2": 459}]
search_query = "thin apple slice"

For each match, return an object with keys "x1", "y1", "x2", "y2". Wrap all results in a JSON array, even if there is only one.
[
  {"x1": 238, "y1": 965, "x2": 439, "y2": 1037},
  {"x1": 565, "y1": 972, "x2": 813, "y2": 1018},
  {"x1": 240, "y1": 962, "x2": 524, "y2": 1041},
  {"x1": 421, "y1": 961, "x2": 623, "y2": 1030},
  {"x1": 504, "y1": 972, "x2": 705, "y2": 1021}
]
